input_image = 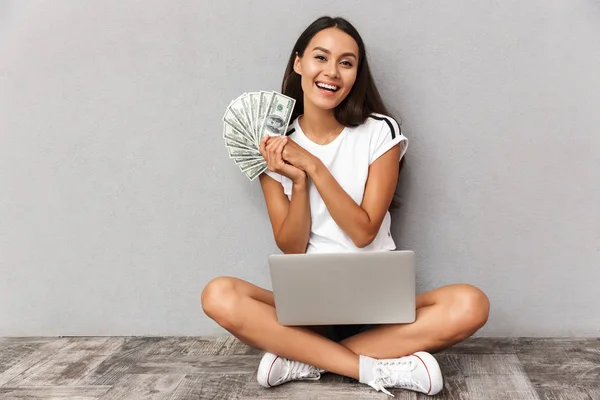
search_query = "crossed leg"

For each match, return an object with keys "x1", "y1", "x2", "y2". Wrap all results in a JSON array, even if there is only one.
[{"x1": 201, "y1": 276, "x2": 490, "y2": 380}]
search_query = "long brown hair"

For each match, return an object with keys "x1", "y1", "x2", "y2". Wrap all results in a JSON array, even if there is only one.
[{"x1": 281, "y1": 16, "x2": 405, "y2": 208}]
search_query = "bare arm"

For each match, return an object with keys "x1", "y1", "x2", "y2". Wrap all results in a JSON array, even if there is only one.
[
  {"x1": 258, "y1": 135, "x2": 311, "y2": 254},
  {"x1": 308, "y1": 146, "x2": 400, "y2": 247},
  {"x1": 259, "y1": 174, "x2": 310, "y2": 254}
]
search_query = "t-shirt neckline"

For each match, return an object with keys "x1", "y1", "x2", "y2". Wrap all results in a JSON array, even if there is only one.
[{"x1": 294, "y1": 116, "x2": 347, "y2": 148}]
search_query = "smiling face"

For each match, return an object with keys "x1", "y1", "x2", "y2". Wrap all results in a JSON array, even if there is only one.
[{"x1": 293, "y1": 27, "x2": 359, "y2": 113}]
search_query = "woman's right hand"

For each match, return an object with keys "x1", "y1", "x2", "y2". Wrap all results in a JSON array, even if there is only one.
[{"x1": 260, "y1": 135, "x2": 306, "y2": 184}]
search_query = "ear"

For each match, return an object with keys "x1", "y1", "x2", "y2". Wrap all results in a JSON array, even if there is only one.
[{"x1": 293, "y1": 53, "x2": 302, "y2": 75}]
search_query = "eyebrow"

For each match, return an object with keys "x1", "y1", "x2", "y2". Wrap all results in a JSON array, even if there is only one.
[{"x1": 311, "y1": 46, "x2": 357, "y2": 60}]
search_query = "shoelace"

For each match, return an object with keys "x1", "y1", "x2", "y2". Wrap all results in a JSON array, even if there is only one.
[
  {"x1": 369, "y1": 359, "x2": 424, "y2": 397},
  {"x1": 286, "y1": 360, "x2": 321, "y2": 380}
]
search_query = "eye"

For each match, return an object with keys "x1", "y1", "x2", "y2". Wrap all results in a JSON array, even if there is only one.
[
  {"x1": 314, "y1": 55, "x2": 327, "y2": 61},
  {"x1": 340, "y1": 61, "x2": 353, "y2": 67}
]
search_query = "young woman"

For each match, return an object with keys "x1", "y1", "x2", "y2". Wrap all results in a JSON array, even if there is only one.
[{"x1": 202, "y1": 16, "x2": 490, "y2": 397}]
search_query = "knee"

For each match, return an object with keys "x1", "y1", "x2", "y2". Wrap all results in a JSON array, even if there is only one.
[
  {"x1": 200, "y1": 276, "x2": 241, "y2": 330},
  {"x1": 446, "y1": 284, "x2": 490, "y2": 340}
]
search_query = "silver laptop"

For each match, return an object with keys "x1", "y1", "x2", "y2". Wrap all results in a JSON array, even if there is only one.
[{"x1": 268, "y1": 250, "x2": 416, "y2": 326}]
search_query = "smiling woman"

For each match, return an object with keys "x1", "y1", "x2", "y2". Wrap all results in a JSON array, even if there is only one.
[{"x1": 201, "y1": 15, "x2": 490, "y2": 397}]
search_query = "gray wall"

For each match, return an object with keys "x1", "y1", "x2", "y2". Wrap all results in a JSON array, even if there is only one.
[{"x1": 1, "y1": 0, "x2": 599, "y2": 337}]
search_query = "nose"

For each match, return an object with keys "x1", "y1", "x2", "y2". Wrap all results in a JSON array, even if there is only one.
[{"x1": 325, "y1": 60, "x2": 339, "y2": 79}]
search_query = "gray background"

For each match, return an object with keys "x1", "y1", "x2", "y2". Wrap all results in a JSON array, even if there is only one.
[{"x1": 1, "y1": 1, "x2": 599, "y2": 337}]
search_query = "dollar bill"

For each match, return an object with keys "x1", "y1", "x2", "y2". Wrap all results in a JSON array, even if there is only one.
[
  {"x1": 226, "y1": 139, "x2": 258, "y2": 154},
  {"x1": 257, "y1": 91, "x2": 273, "y2": 140},
  {"x1": 257, "y1": 92, "x2": 295, "y2": 138},
  {"x1": 222, "y1": 91, "x2": 294, "y2": 182},
  {"x1": 227, "y1": 152, "x2": 261, "y2": 160},
  {"x1": 248, "y1": 92, "x2": 260, "y2": 143},
  {"x1": 240, "y1": 94, "x2": 255, "y2": 139},
  {"x1": 223, "y1": 95, "x2": 251, "y2": 136},
  {"x1": 225, "y1": 139, "x2": 255, "y2": 152},
  {"x1": 223, "y1": 108, "x2": 249, "y2": 140},
  {"x1": 222, "y1": 122, "x2": 256, "y2": 149},
  {"x1": 243, "y1": 162, "x2": 267, "y2": 181},
  {"x1": 236, "y1": 158, "x2": 265, "y2": 171},
  {"x1": 227, "y1": 145, "x2": 261, "y2": 159}
]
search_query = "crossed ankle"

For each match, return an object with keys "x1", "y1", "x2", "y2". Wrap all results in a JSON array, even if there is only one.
[
  {"x1": 257, "y1": 351, "x2": 443, "y2": 397},
  {"x1": 257, "y1": 352, "x2": 323, "y2": 388},
  {"x1": 359, "y1": 352, "x2": 444, "y2": 397}
]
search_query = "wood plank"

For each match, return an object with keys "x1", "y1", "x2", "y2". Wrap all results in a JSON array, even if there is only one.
[
  {"x1": 181, "y1": 336, "x2": 231, "y2": 356},
  {"x1": 177, "y1": 336, "x2": 262, "y2": 356},
  {"x1": 0, "y1": 338, "x2": 71, "y2": 386},
  {"x1": 3, "y1": 338, "x2": 125, "y2": 386},
  {"x1": 78, "y1": 337, "x2": 189, "y2": 385},
  {"x1": 465, "y1": 374, "x2": 539, "y2": 400},
  {"x1": 0, "y1": 341, "x2": 49, "y2": 375},
  {"x1": 514, "y1": 338, "x2": 600, "y2": 356},
  {"x1": 438, "y1": 337, "x2": 517, "y2": 355},
  {"x1": 80, "y1": 337, "x2": 225, "y2": 386},
  {"x1": 586, "y1": 386, "x2": 600, "y2": 400},
  {"x1": 61, "y1": 338, "x2": 122, "y2": 353},
  {"x1": 447, "y1": 354, "x2": 526, "y2": 375},
  {"x1": 76, "y1": 337, "x2": 157, "y2": 385},
  {"x1": 167, "y1": 373, "x2": 251, "y2": 400},
  {"x1": 529, "y1": 381, "x2": 597, "y2": 400},
  {"x1": 83, "y1": 363, "x2": 130, "y2": 386},
  {"x1": 126, "y1": 337, "x2": 197, "y2": 357},
  {"x1": 432, "y1": 354, "x2": 537, "y2": 399},
  {"x1": 127, "y1": 355, "x2": 260, "y2": 375},
  {"x1": 102, "y1": 336, "x2": 209, "y2": 358},
  {"x1": 99, "y1": 373, "x2": 185, "y2": 400},
  {"x1": 518, "y1": 352, "x2": 600, "y2": 385},
  {"x1": 214, "y1": 336, "x2": 262, "y2": 356},
  {"x1": 0, "y1": 385, "x2": 111, "y2": 399},
  {"x1": 0, "y1": 336, "x2": 597, "y2": 400}
]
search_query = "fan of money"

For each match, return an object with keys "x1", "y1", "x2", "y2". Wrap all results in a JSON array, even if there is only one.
[{"x1": 222, "y1": 91, "x2": 296, "y2": 181}]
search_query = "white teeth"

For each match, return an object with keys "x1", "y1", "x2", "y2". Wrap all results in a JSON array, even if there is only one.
[{"x1": 316, "y1": 82, "x2": 339, "y2": 91}]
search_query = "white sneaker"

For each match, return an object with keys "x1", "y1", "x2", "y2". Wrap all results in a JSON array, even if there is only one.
[
  {"x1": 257, "y1": 352, "x2": 324, "y2": 388},
  {"x1": 360, "y1": 351, "x2": 444, "y2": 397}
]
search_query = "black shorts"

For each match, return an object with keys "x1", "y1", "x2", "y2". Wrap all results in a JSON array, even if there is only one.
[{"x1": 326, "y1": 324, "x2": 373, "y2": 342}]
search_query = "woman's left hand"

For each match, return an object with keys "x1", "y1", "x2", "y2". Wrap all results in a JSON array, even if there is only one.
[{"x1": 281, "y1": 137, "x2": 317, "y2": 172}]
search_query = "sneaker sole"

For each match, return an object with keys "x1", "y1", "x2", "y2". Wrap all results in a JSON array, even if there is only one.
[
  {"x1": 413, "y1": 351, "x2": 444, "y2": 395},
  {"x1": 257, "y1": 352, "x2": 279, "y2": 388}
]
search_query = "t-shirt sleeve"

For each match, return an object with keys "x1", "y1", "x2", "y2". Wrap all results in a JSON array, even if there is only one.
[
  {"x1": 369, "y1": 117, "x2": 408, "y2": 165},
  {"x1": 262, "y1": 169, "x2": 293, "y2": 197},
  {"x1": 264, "y1": 169, "x2": 283, "y2": 184},
  {"x1": 265, "y1": 169, "x2": 283, "y2": 186}
]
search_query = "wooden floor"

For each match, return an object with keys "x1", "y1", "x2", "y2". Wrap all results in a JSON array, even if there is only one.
[{"x1": 0, "y1": 337, "x2": 598, "y2": 399}]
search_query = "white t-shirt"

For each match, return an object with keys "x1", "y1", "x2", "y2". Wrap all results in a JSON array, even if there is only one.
[{"x1": 265, "y1": 113, "x2": 408, "y2": 254}]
